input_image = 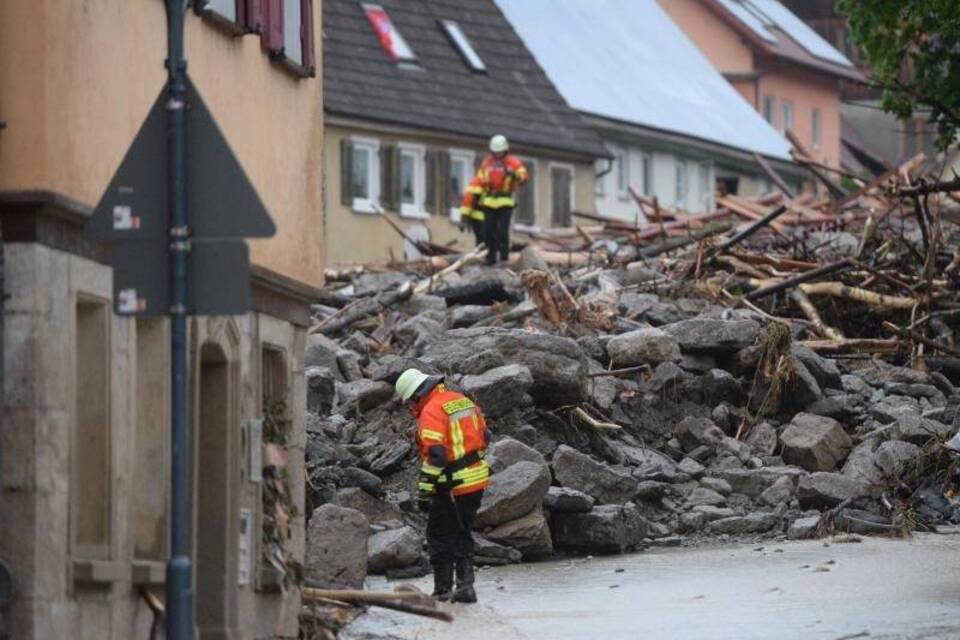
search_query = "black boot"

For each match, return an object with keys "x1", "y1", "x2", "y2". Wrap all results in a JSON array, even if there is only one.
[
  {"x1": 431, "y1": 561, "x2": 454, "y2": 602},
  {"x1": 453, "y1": 558, "x2": 477, "y2": 603}
]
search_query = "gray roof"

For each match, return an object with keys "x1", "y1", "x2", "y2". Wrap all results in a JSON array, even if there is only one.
[
  {"x1": 496, "y1": 0, "x2": 793, "y2": 162},
  {"x1": 322, "y1": 0, "x2": 607, "y2": 159}
]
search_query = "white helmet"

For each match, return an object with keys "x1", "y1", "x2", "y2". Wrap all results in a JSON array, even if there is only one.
[{"x1": 489, "y1": 134, "x2": 509, "y2": 153}]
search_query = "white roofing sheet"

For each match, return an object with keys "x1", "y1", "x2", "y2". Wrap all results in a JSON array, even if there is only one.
[
  {"x1": 495, "y1": 0, "x2": 792, "y2": 160},
  {"x1": 748, "y1": 0, "x2": 854, "y2": 67},
  {"x1": 716, "y1": 0, "x2": 776, "y2": 43}
]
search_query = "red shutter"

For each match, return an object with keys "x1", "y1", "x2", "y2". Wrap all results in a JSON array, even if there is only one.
[
  {"x1": 240, "y1": 0, "x2": 263, "y2": 33},
  {"x1": 261, "y1": 0, "x2": 284, "y2": 54},
  {"x1": 300, "y1": 0, "x2": 316, "y2": 74}
]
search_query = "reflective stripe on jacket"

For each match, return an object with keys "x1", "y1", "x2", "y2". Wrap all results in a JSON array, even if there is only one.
[
  {"x1": 415, "y1": 387, "x2": 490, "y2": 496},
  {"x1": 460, "y1": 176, "x2": 486, "y2": 221}
]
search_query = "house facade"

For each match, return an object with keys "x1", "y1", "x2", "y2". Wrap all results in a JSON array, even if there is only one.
[
  {"x1": 497, "y1": 0, "x2": 804, "y2": 223},
  {"x1": 0, "y1": 1, "x2": 322, "y2": 638},
  {"x1": 323, "y1": 0, "x2": 607, "y2": 266},
  {"x1": 659, "y1": 0, "x2": 863, "y2": 172}
]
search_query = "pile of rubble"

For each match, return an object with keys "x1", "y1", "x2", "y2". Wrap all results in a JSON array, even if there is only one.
[{"x1": 300, "y1": 152, "x2": 960, "y2": 604}]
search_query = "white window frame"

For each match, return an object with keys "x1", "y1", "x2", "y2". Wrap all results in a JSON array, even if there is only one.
[
  {"x1": 812, "y1": 108, "x2": 822, "y2": 149},
  {"x1": 440, "y1": 20, "x2": 486, "y2": 73},
  {"x1": 674, "y1": 159, "x2": 689, "y2": 211},
  {"x1": 762, "y1": 95, "x2": 776, "y2": 125},
  {"x1": 549, "y1": 162, "x2": 576, "y2": 228},
  {"x1": 513, "y1": 156, "x2": 539, "y2": 232},
  {"x1": 350, "y1": 136, "x2": 381, "y2": 215},
  {"x1": 698, "y1": 162, "x2": 713, "y2": 212},
  {"x1": 283, "y1": 0, "x2": 303, "y2": 65},
  {"x1": 641, "y1": 154, "x2": 653, "y2": 197},
  {"x1": 447, "y1": 148, "x2": 476, "y2": 223},
  {"x1": 398, "y1": 142, "x2": 428, "y2": 220},
  {"x1": 594, "y1": 159, "x2": 607, "y2": 198},
  {"x1": 781, "y1": 100, "x2": 795, "y2": 134},
  {"x1": 205, "y1": 0, "x2": 237, "y2": 22},
  {"x1": 613, "y1": 146, "x2": 630, "y2": 201}
]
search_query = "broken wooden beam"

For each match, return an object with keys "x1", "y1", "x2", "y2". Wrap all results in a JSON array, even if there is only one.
[{"x1": 744, "y1": 259, "x2": 853, "y2": 301}]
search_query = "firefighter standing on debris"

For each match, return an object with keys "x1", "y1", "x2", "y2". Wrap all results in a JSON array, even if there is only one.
[
  {"x1": 459, "y1": 174, "x2": 486, "y2": 247},
  {"x1": 395, "y1": 368, "x2": 490, "y2": 603},
  {"x1": 473, "y1": 134, "x2": 528, "y2": 265}
]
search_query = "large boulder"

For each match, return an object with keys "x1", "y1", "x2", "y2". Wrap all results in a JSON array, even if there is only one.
[
  {"x1": 473, "y1": 534, "x2": 522, "y2": 566},
  {"x1": 685, "y1": 487, "x2": 727, "y2": 507},
  {"x1": 700, "y1": 369, "x2": 743, "y2": 405},
  {"x1": 367, "y1": 526, "x2": 422, "y2": 574},
  {"x1": 893, "y1": 413, "x2": 953, "y2": 445},
  {"x1": 306, "y1": 367, "x2": 338, "y2": 415},
  {"x1": 784, "y1": 357, "x2": 824, "y2": 409},
  {"x1": 487, "y1": 437, "x2": 547, "y2": 474},
  {"x1": 663, "y1": 318, "x2": 760, "y2": 355},
  {"x1": 552, "y1": 445, "x2": 638, "y2": 505},
  {"x1": 745, "y1": 422, "x2": 778, "y2": 457},
  {"x1": 874, "y1": 440, "x2": 921, "y2": 478},
  {"x1": 305, "y1": 504, "x2": 369, "y2": 589},
  {"x1": 394, "y1": 315, "x2": 446, "y2": 352},
  {"x1": 673, "y1": 416, "x2": 724, "y2": 452},
  {"x1": 626, "y1": 446, "x2": 679, "y2": 482},
  {"x1": 476, "y1": 461, "x2": 551, "y2": 528},
  {"x1": 335, "y1": 379, "x2": 394, "y2": 414},
  {"x1": 606, "y1": 328, "x2": 681, "y2": 367},
  {"x1": 552, "y1": 503, "x2": 650, "y2": 553},
  {"x1": 421, "y1": 327, "x2": 588, "y2": 407},
  {"x1": 709, "y1": 467, "x2": 807, "y2": 498},
  {"x1": 461, "y1": 365, "x2": 534, "y2": 418},
  {"x1": 791, "y1": 344, "x2": 842, "y2": 390},
  {"x1": 333, "y1": 487, "x2": 404, "y2": 524},
  {"x1": 841, "y1": 439, "x2": 883, "y2": 484},
  {"x1": 305, "y1": 334, "x2": 345, "y2": 381},
  {"x1": 543, "y1": 486, "x2": 595, "y2": 513},
  {"x1": 780, "y1": 413, "x2": 852, "y2": 472},
  {"x1": 759, "y1": 475, "x2": 796, "y2": 507},
  {"x1": 797, "y1": 472, "x2": 870, "y2": 509},
  {"x1": 707, "y1": 512, "x2": 780, "y2": 535},
  {"x1": 484, "y1": 508, "x2": 553, "y2": 559}
]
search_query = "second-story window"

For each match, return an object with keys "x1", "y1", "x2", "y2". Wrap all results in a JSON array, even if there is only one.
[
  {"x1": 615, "y1": 148, "x2": 630, "y2": 200},
  {"x1": 262, "y1": 0, "x2": 317, "y2": 75},
  {"x1": 812, "y1": 108, "x2": 822, "y2": 149},
  {"x1": 762, "y1": 95, "x2": 776, "y2": 125},
  {"x1": 675, "y1": 160, "x2": 689, "y2": 211},
  {"x1": 781, "y1": 100, "x2": 795, "y2": 134}
]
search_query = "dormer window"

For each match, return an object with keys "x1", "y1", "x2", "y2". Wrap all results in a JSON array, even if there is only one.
[
  {"x1": 440, "y1": 19, "x2": 486, "y2": 73},
  {"x1": 363, "y1": 3, "x2": 417, "y2": 63}
]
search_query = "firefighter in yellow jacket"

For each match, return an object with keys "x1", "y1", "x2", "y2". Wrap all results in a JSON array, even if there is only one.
[
  {"x1": 459, "y1": 175, "x2": 486, "y2": 247},
  {"x1": 395, "y1": 368, "x2": 490, "y2": 603}
]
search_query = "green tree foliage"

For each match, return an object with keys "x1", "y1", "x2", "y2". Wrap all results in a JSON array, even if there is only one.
[{"x1": 838, "y1": 0, "x2": 960, "y2": 150}]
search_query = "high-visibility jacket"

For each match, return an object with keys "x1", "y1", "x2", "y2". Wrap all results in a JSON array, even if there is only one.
[
  {"x1": 459, "y1": 175, "x2": 485, "y2": 222},
  {"x1": 415, "y1": 385, "x2": 490, "y2": 497},
  {"x1": 476, "y1": 153, "x2": 528, "y2": 210}
]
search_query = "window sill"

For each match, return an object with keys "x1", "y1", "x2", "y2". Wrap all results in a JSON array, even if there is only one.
[
  {"x1": 352, "y1": 199, "x2": 381, "y2": 215},
  {"x1": 198, "y1": 9, "x2": 249, "y2": 37},
  {"x1": 271, "y1": 52, "x2": 316, "y2": 79},
  {"x1": 72, "y1": 559, "x2": 128, "y2": 585},
  {"x1": 398, "y1": 206, "x2": 429, "y2": 220},
  {"x1": 513, "y1": 223, "x2": 541, "y2": 234},
  {"x1": 449, "y1": 208, "x2": 462, "y2": 223},
  {"x1": 131, "y1": 560, "x2": 166, "y2": 586}
]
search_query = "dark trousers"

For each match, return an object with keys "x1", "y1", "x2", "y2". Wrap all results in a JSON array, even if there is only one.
[
  {"x1": 426, "y1": 490, "x2": 483, "y2": 564},
  {"x1": 469, "y1": 218, "x2": 485, "y2": 247},
  {"x1": 483, "y1": 206, "x2": 513, "y2": 264}
]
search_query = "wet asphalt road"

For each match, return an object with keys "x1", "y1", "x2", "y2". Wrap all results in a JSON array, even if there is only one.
[{"x1": 343, "y1": 531, "x2": 960, "y2": 640}]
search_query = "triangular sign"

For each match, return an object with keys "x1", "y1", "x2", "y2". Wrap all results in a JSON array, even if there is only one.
[{"x1": 86, "y1": 75, "x2": 276, "y2": 242}]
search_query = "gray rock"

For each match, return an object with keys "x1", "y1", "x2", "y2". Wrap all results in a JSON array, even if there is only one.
[
  {"x1": 784, "y1": 357, "x2": 824, "y2": 409},
  {"x1": 745, "y1": 422, "x2": 778, "y2": 457},
  {"x1": 718, "y1": 436, "x2": 753, "y2": 463},
  {"x1": 841, "y1": 438, "x2": 883, "y2": 484},
  {"x1": 340, "y1": 466, "x2": 383, "y2": 495},
  {"x1": 422, "y1": 327, "x2": 588, "y2": 407},
  {"x1": 488, "y1": 437, "x2": 547, "y2": 474},
  {"x1": 305, "y1": 334, "x2": 346, "y2": 381},
  {"x1": 693, "y1": 505, "x2": 736, "y2": 521},
  {"x1": 519, "y1": 245, "x2": 549, "y2": 271},
  {"x1": 627, "y1": 447, "x2": 679, "y2": 482},
  {"x1": 649, "y1": 361, "x2": 687, "y2": 394},
  {"x1": 874, "y1": 440, "x2": 921, "y2": 478},
  {"x1": 484, "y1": 508, "x2": 553, "y2": 559},
  {"x1": 367, "y1": 526, "x2": 422, "y2": 574},
  {"x1": 835, "y1": 509, "x2": 894, "y2": 535},
  {"x1": 342, "y1": 331, "x2": 371, "y2": 361},
  {"x1": 797, "y1": 472, "x2": 870, "y2": 509},
  {"x1": 369, "y1": 355, "x2": 439, "y2": 384},
  {"x1": 336, "y1": 379, "x2": 395, "y2": 414},
  {"x1": 885, "y1": 383, "x2": 946, "y2": 405},
  {"x1": 710, "y1": 467, "x2": 807, "y2": 498},
  {"x1": 476, "y1": 461, "x2": 552, "y2": 528},
  {"x1": 791, "y1": 344, "x2": 842, "y2": 390},
  {"x1": 606, "y1": 327, "x2": 681, "y2": 367},
  {"x1": 306, "y1": 366, "x2": 338, "y2": 415},
  {"x1": 398, "y1": 294, "x2": 447, "y2": 316},
  {"x1": 368, "y1": 440, "x2": 412, "y2": 476},
  {"x1": 677, "y1": 457, "x2": 706, "y2": 479},
  {"x1": 333, "y1": 487, "x2": 404, "y2": 524},
  {"x1": 336, "y1": 350, "x2": 365, "y2": 382},
  {"x1": 870, "y1": 395, "x2": 920, "y2": 423},
  {"x1": 634, "y1": 481, "x2": 671, "y2": 501},
  {"x1": 780, "y1": 413, "x2": 852, "y2": 472},
  {"x1": 707, "y1": 512, "x2": 780, "y2": 535},
  {"x1": 686, "y1": 487, "x2": 727, "y2": 507},
  {"x1": 841, "y1": 374, "x2": 874, "y2": 398},
  {"x1": 473, "y1": 534, "x2": 523, "y2": 566},
  {"x1": 587, "y1": 360, "x2": 619, "y2": 411},
  {"x1": 787, "y1": 515, "x2": 820, "y2": 539},
  {"x1": 552, "y1": 503, "x2": 650, "y2": 553},
  {"x1": 452, "y1": 305, "x2": 494, "y2": 328},
  {"x1": 395, "y1": 315, "x2": 445, "y2": 351},
  {"x1": 680, "y1": 354, "x2": 718, "y2": 374},
  {"x1": 711, "y1": 403, "x2": 738, "y2": 435},
  {"x1": 552, "y1": 445, "x2": 638, "y2": 505},
  {"x1": 543, "y1": 486, "x2": 595, "y2": 513},
  {"x1": 700, "y1": 477, "x2": 733, "y2": 495},
  {"x1": 353, "y1": 271, "x2": 408, "y2": 295},
  {"x1": 305, "y1": 505, "x2": 369, "y2": 589},
  {"x1": 893, "y1": 413, "x2": 953, "y2": 445},
  {"x1": 663, "y1": 318, "x2": 760, "y2": 355},
  {"x1": 674, "y1": 416, "x2": 724, "y2": 452},
  {"x1": 461, "y1": 364, "x2": 534, "y2": 418},
  {"x1": 805, "y1": 395, "x2": 861, "y2": 421},
  {"x1": 759, "y1": 475, "x2": 796, "y2": 507},
  {"x1": 679, "y1": 511, "x2": 708, "y2": 532},
  {"x1": 701, "y1": 369, "x2": 742, "y2": 405}
]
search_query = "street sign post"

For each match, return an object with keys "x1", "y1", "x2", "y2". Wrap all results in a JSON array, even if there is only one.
[{"x1": 85, "y1": 2, "x2": 275, "y2": 637}]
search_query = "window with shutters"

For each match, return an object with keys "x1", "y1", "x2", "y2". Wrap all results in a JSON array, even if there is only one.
[
  {"x1": 514, "y1": 157, "x2": 537, "y2": 229},
  {"x1": 762, "y1": 95, "x2": 776, "y2": 125},
  {"x1": 398, "y1": 143, "x2": 427, "y2": 219},
  {"x1": 812, "y1": 108, "x2": 822, "y2": 149},
  {"x1": 342, "y1": 136, "x2": 380, "y2": 214},
  {"x1": 260, "y1": 0, "x2": 317, "y2": 76},
  {"x1": 448, "y1": 149, "x2": 475, "y2": 222},
  {"x1": 781, "y1": 100, "x2": 795, "y2": 134},
  {"x1": 549, "y1": 163, "x2": 574, "y2": 228}
]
